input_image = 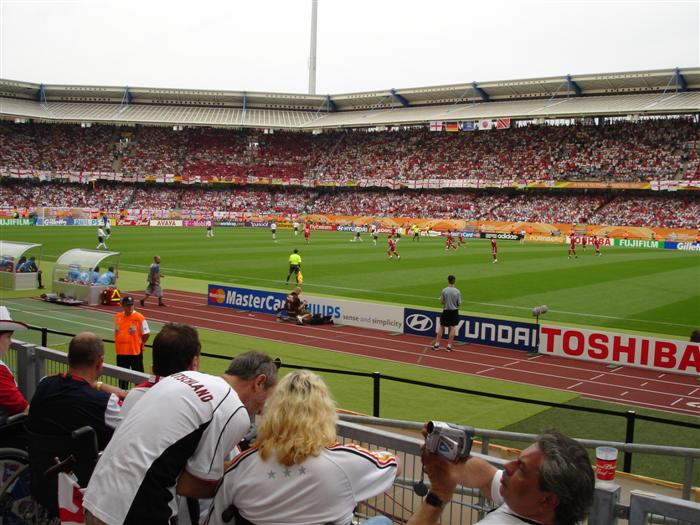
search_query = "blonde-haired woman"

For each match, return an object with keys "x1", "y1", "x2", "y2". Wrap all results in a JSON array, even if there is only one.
[{"x1": 206, "y1": 370, "x2": 398, "y2": 525}]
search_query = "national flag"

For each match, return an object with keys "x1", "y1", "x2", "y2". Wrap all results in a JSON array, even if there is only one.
[
  {"x1": 445, "y1": 122, "x2": 459, "y2": 132},
  {"x1": 496, "y1": 118, "x2": 511, "y2": 129},
  {"x1": 460, "y1": 121, "x2": 476, "y2": 131},
  {"x1": 479, "y1": 119, "x2": 493, "y2": 130},
  {"x1": 58, "y1": 472, "x2": 85, "y2": 524},
  {"x1": 429, "y1": 121, "x2": 443, "y2": 132}
]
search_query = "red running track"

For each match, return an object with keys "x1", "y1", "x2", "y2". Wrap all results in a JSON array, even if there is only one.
[{"x1": 84, "y1": 290, "x2": 700, "y2": 417}]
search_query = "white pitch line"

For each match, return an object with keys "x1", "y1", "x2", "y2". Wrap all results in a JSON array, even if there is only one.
[
  {"x1": 670, "y1": 397, "x2": 684, "y2": 406},
  {"x1": 582, "y1": 393, "x2": 700, "y2": 416},
  {"x1": 105, "y1": 262, "x2": 697, "y2": 328}
]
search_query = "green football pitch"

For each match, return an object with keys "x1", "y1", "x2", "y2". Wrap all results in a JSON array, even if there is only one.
[
  {"x1": 2, "y1": 225, "x2": 698, "y2": 337},
  {"x1": 1, "y1": 225, "x2": 699, "y2": 484}
]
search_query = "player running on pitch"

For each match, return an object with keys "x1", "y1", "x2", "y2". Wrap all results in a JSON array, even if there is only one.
[
  {"x1": 567, "y1": 233, "x2": 578, "y2": 259},
  {"x1": 593, "y1": 235, "x2": 602, "y2": 256},
  {"x1": 387, "y1": 235, "x2": 400, "y2": 259},
  {"x1": 412, "y1": 224, "x2": 420, "y2": 241},
  {"x1": 371, "y1": 223, "x2": 378, "y2": 245},
  {"x1": 457, "y1": 231, "x2": 466, "y2": 246},
  {"x1": 303, "y1": 223, "x2": 310, "y2": 244},
  {"x1": 445, "y1": 230, "x2": 457, "y2": 251},
  {"x1": 491, "y1": 238, "x2": 498, "y2": 263}
]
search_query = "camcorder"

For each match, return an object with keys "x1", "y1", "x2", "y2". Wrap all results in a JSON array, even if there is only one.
[{"x1": 425, "y1": 421, "x2": 474, "y2": 461}]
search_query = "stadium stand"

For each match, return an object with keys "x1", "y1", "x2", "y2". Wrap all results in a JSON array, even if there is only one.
[{"x1": 2, "y1": 118, "x2": 698, "y2": 183}]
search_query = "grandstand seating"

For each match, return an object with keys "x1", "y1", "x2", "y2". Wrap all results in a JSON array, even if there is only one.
[{"x1": 2, "y1": 118, "x2": 698, "y2": 183}]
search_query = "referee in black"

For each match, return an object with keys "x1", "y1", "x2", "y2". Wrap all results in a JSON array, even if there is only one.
[{"x1": 432, "y1": 275, "x2": 461, "y2": 353}]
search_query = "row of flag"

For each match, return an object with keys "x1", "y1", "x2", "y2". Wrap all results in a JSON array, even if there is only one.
[{"x1": 429, "y1": 118, "x2": 511, "y2": 132}]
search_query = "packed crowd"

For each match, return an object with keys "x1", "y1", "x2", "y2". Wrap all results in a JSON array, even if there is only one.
[
  {"x1": 0, "y1": 180, "x2": 133, "y2": 209},
  {"x1": 0, "y1": 179, "x2": 697, "y2": 229},
  {"x1": 2, "y1": 118, "x2": 698, "y2": 182},
  {"x1": 0, "y1": 122, "x2": 116, "y2": 173}
]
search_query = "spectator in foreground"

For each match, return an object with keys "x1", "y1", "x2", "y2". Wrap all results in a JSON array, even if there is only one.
[
  {"x1": 119, "y1": 322, "x2": 201, "y2": 419},
  {"x1": 408, "y1": 429, "x2": 594, "y2": 525},
  {"x1": 0, "y1": 306, "x2": 29, "y2": 419},
  {"x1": 83, "y1": 351, "x2": 279, "y2": 525},
  {"x1": 26, "y1": 332, "x2": 125, "y2": 517},
  {"x1": 690, "y1": 329, "x2": 700, "y2": 343},
  {"x1": 205, "y1": 370, "x2": 399, "y2": 525}
]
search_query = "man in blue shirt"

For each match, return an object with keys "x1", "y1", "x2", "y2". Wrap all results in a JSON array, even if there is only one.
[
  {"x1": 96, "y1": 266, "x2": 116, "y2": 286},
  {"x1": 17, "y1": 256, "x2": 44, "y2": 288}
]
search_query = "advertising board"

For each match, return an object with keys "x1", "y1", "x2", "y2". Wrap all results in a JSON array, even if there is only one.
[
  {"x1": 480, "y1": 232, "x2": 522, "y2": 241},
  {"x1": 664, "y1": 242, "x2": 700, "y2": 251},
  {"x1": 614, "y1": 239, "x2": 662, "y2": 249},
  {"x1": 0, "y1": 218, "x2": 33, "y2": 226},
  {"x1": 149, "y1": 220, "x2": 183, "y2": 227},
  {"x1": 403, "y1": 308, "x2": 537, "y2": 351},
  {"x1": 207, "y1": 284, "x2": 404, "y2": 332},
  {"x1": 538, "y1": 325, "x2": 699, "y2": 376}
]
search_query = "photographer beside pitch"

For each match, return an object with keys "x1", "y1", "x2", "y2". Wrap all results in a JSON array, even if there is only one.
[{"x1": 409, "y1": 424, "x2": 595, "y2": 525}]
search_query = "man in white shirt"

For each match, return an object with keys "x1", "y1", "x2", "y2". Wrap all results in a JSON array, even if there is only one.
[
  {"x1": 83, "y1": 351, "x2": 279, "y2": 525},
  {"x1": 408, "y1": 429, "x2": 594, "y2": 525},
  {"x1": 96, "y1": 227, "x2": 107, "y2": 250}
]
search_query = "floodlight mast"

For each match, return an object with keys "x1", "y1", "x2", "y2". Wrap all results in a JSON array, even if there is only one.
[{"x1": 308, "y1": 0, "x2": 318, "y2": 94}]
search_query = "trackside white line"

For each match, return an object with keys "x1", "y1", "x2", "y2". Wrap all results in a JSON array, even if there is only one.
[
  {"x1": 689, "y1": 387, "x2": 699, "y2": 396},
  {"x1": 116, "y1": 268, "x2": 696, "y2": 328},
  {"x1": 670, "y1": 397, "x2": 683, "y2": 406},
  {"x1": 476, "y1": 368, "x2": 495, "y2": 375},
  {"x1": 567, "y1": 382, "x2": 583, "y2": 390},
  {"x1": 620, "y1": 391, "x2": 629, "y2": 396},
  {"x1": 641, "y1": 382, "x2": 648, "y2": 387},
  {"x1": 581, "y1": 394, "x2": 700, "y2": 416},
  {"x1": 590, "y1": 374, "x2": 604, "y2": 381}
]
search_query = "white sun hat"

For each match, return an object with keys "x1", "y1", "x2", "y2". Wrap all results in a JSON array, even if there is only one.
[{"x1": 0, "y1": 306, "x2": 29, "y2": 332}]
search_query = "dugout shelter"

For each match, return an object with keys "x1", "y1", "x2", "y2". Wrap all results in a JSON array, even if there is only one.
[
  {"x1": 0, "y1": 241, "x2": 43, "y2": 290},
  {"x1": 52, "y1": 249, "x2": 120, "y2": 305}
]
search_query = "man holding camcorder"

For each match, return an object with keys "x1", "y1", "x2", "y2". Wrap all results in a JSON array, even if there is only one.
[{"x1": 409, "y1": 424, "x2": 594, "y2": 525}]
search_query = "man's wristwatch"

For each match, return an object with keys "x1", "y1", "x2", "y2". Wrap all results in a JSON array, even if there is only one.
[{"x1": 425, "y1": 491, "x2": 446, "y2": 509}]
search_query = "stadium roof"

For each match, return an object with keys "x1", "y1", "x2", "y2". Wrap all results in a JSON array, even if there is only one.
[{"x1": 1, "y1": 67, "x2": 698, "y2": 129}]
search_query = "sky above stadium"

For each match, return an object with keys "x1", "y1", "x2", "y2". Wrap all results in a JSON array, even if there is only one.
[{"x1": 1, "y1": 0, "x2": 698, "y2": 94}]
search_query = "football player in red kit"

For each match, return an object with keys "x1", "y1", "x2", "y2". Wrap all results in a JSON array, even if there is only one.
[
  {"x1": 491, "y1": 238, "x2": 498, "y2": 263},
  {"x1": 303, "y1": 224, "x2": 310, "y2": 244},
  {"x1": 457, "y1": 232, "x2": 465, "y2": 246},
  {"x1": 387, "y1": 235, "x2": 400, "y2": 259},
  {"x1": 581, "y1": 235, "x2": 587, "y2": 250},
  {"x1": 567, "y1": 234, "x2": 578, "y2": 259},
  {"x1": 445, "y1": 230, "x2": 457, "y2": 251},
  {"x1": 593, "y1": 235, "x2": 602, "y2": 256}
]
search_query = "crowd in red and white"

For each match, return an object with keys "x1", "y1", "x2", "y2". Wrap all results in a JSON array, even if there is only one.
[
  {"x1": 2, "y1": 118, "x2": 698, "y2": 183},
  {"x1": 1, "y1": 179, "x2": 697, "y2": 229}
]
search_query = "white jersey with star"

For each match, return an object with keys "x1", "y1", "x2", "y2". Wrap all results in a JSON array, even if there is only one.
[{"x1": 205, "y1": 443, "x2": 397, "y2": 525}]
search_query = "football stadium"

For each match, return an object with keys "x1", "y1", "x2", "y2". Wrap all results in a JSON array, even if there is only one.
[{"x1": 1, "y1": 3, "x2": 699, "y2": 524}]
